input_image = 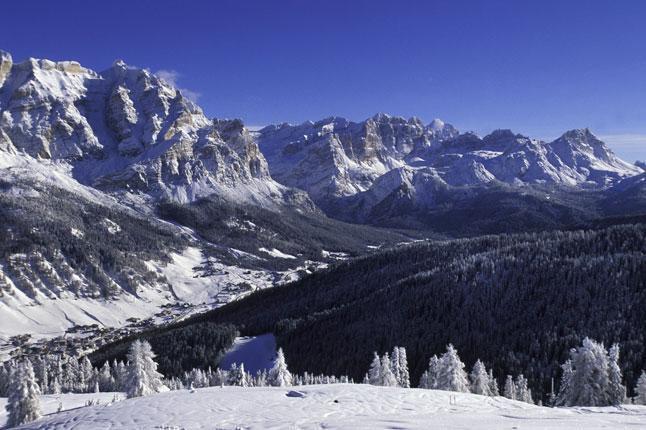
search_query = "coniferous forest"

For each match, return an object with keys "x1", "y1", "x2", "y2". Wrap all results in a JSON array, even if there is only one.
[{"x1": 143, "y1": 222, "x2": 646, "y2": 402}]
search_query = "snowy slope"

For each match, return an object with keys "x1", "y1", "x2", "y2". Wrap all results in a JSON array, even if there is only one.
[
  {"x1": 9, "y1": 384, "x2": 646, "y2": 430},
  {"x1": 0, "y1": 392, "x2": 124, "y2": 428},
  {"x1": 218, "y1": 334, "x2": 277, "y2": 374}
]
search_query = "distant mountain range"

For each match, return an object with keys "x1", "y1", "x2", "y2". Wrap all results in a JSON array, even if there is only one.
[
  {"x1": 257, "y1": 115, "x2": 644, "y2": 230},
  {"x1": 0, "y1": 50, "x2": 645, "y2": 341}
]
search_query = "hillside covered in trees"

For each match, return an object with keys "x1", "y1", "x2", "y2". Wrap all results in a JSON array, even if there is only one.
[{"x1": 158, "y1": 223, "x2": 646, "y2": 402}]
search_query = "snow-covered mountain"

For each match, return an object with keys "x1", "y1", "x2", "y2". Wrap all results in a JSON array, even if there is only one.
[
  {"x1": 0, "y1": 50, "x2": 307, "y2": 207},
  {"x1": 0, "y1": 51, "x2": 407, "y2": 344},
  {"x1": 258, "y1": 115, "x2": 643, "y2": 224},
  {"x1": 257, "y1": 114, "x2": 459, "y2": 207}
]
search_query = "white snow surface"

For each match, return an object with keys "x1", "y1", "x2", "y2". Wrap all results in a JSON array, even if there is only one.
[
  {"x1": 0, "y1": 392, "x2": 124, "y2": 428},
  {"x1": 9, "y1": 384, "x2": 646, "y2": 430},
  {"x1": 218, "y1": 334, "x2": 277, "y2": 374}
]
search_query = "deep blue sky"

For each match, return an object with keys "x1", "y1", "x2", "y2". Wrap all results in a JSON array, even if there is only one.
[{"x1": 2, "y1": 0, "x2": 645, "y2": 161}]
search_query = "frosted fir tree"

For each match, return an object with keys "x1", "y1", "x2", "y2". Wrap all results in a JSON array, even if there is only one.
[
  {"x1": 503, "y1": 375, "x2": 516, "y2": 400},
  {"x1": 515, "y1": 374, "x2": 533, "y2": 404},
  {"x1": 99, "y1": 361, "x2": 114, "y2": 392},
  {"x1": 50, "y1": 373, "x2": 61, "y2": 395},
  {"x1": 255, "y1": 369, "x2": 267, "y2": 387},
  {"x1": 39, "y1": 362, "x2": 49, "y2": 394},
  {"x1": 554, "y1": 359, "x2": 573, "y2": 406},
  {"x1": 268, "y1": 348, "x2": 292, "y2": 387},
  {"x1": 64, "y1": 356, "x2": 79, "y2": 392},
  {"x1": 112, "y1": 359, "x2": 127, "y2": 391},
  {"x1": 488, "y1": 369, "x2": 499, "y2": 396},
  {"x1": 418, "y1": 370, "x2": 430, "y2": 389},
  {"x1": 5, "y1": 359, "x2": 42, "y2": 428},
  {"x1": 0, "y1": 365, "x2": 10, "y2": 396},
  {"x1": 607, "y1": 344, "x2": 626, "y2": 405},
  {"x1": 436, "y1": 344, "x2": 470, "y2": 392},
  {"x1": 231, "y1": 363, "x2": 249, "y2": 387},
  {"x1": 469, "y1": 359, "x2": 491, "y2": 395},
  {"x1": 635, "y1": 371, "x2": 646, "y2": 405},
  {"x1": 368, "y1": 352, "x2": 381, "y2": 385},
  {"x1": 427, "y1": 355, "x2": 440, "y2": 389},
  {"x1": 125, "y1": 339, "x2": 167, "y2": 398},
  {"x1": 379, "y1": 353, "x2": 398, "y2": 387},
  {"x1": 80, "y1": 356, "x2": 94, "y2": 393},
  {"x1": 390, "y1": 347, "x2": 401, "y2": 386},
  {"x1": 53, "y1": 356, "x2": 64, "y2": 392},
  {"x1": 396, "y1": 347, "x2": 410, "y2": 388},
  {"x1": 567, "y1": 338, "x2": 611, "y2": 406}
]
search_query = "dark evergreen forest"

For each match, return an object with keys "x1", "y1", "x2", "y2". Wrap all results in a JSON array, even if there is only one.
[
  {"x1": 146, "y1": 223, "x2": 646, "y2": 402},
  {"x1": 90, "y1": 322, "x2": 238, "y2": 377}
]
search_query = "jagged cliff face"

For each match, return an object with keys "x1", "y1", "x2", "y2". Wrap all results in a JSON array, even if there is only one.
[
  {"x1": 259, "y1": 115, "x2": 643, "y2": 217},
  {"x1": 0, "y1": 51, "x2": 287, "y2": 205},
  {"x1": 257, "y1": 114, "x2": 459, "y2": 206}
]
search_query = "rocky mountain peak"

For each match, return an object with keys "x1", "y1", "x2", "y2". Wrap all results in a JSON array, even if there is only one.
[
  {"x1": 483, "y1": 129, "x2": 518, "y2": 142},
  {"x1": 0, "y1": 54, "x2": 303, "y2": 207}
]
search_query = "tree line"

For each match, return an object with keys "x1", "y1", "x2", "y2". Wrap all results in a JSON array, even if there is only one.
[{"x1": 5, "y1": 337, "x2": 646, "y2": 428}]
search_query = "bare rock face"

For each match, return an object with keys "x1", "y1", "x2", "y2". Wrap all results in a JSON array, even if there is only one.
[{"x1": 0, "y1": 51, "x2": 300, "y2": 207}]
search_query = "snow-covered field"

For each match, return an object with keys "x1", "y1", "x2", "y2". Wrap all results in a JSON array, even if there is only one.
[
  {"x1": 0, "y1": 392, "x2": 124, "y2": 428},
  {"x1": 218, "y1": 334, "x2": 277, "y2": 374},
  {"x1": 6, "y1": 384, "x2": 646, "y2": 429}
]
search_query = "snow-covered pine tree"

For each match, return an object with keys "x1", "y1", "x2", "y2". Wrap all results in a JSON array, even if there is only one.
[
  {"x1": 99, "y1": 361, "x2": 114, "y2": 392},
  {"x1": 427, "y1": 355, "x2": 440, "y2": 389},
  {"x1": 231, "y1": 363, "x2": 249, "y2": 387},
  {"x1": 125, "y1": 339, "x2": 166, "y2": 398},
  {"x1": 554, "y1": 359, "x2": 573, "y2": 406},
  {"x1": 470, "y1": 359, "x2": 491, "y2": 395},
  {"x1": 390, "y1": 347, "x2": 401, "y2": 386},
  {"x1": 52, "y1": 356, "x2": 64, "y2": 393},
  {"x1": 397, "y1": 347, "x2": 410, "y2": 388},
  {"x1": 39, "y1": 362, "x2": 49, "y2": 394},
  {"x1": 503, "y1": 375, "x2": 516, "y2": 400},
  {"x1": 379, "y1": 353, "x2": 397, "y2": 387},
  {"x1": 418, "y1": 370, "x2": 430, "y2": 389},
  {"x1": 607, "y1": 344, "x2": 626, "y2": 405},
  {"x1": 80, "y1": 356, "x2": 94, "y2": 393},
  {"x1": 635, "y1": 371, "x2": 646, "y2": 405},
  {"x1": 5, "y1": 359, "x2": 41, "y2": 427},
  {"x1": 567, "y1": 338, "x2": 611, "y2": 406},
  {"x1": 255, "y1": 369, "x2": 267, "y2": 387},
  {"x1": 488, "y1": 369, "x2": 499, "y2": 396},
  {"x1": 368, "y1": 352, "x2": 381, "y2": 385},
  {"x1": 515, "y1": 374, "x2": 533, "y2": 404},
  {"x1": 51, "y1": 376, "x2": 61, "y2": 395},
  {"x1": 64, "y1": 356, "x2": 79, "y2": 393},
  {"x1": 0, "y1": 365, "x2": 10, "y2": 397},
  {"x1": 268, "y1": 348, "x2": 292, "y2": 387},
  {"x1": 436, "y1": 344, "x2": 470, "y2": 392}
]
